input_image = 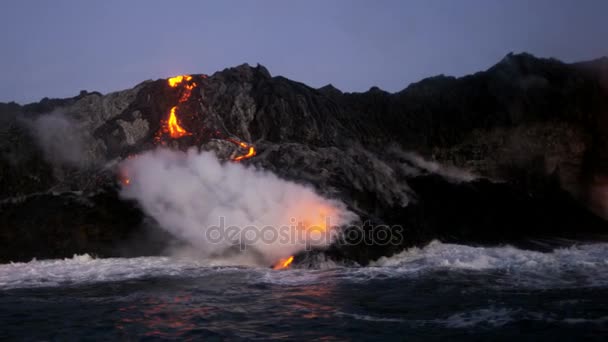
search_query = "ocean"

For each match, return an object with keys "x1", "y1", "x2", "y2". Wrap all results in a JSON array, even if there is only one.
[{"x1": 1, "y1": 241, "x2": 607, "y2": 340}]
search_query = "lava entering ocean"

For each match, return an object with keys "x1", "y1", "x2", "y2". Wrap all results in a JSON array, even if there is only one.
[
  {"x1": 119, "y1": 149, "x2": 357, "y2": 269},
  {"x1": 121, "y1": 75, "x2": 335, "y2": 270},
  {"x1": 272, "y1": 256, "x2": 294, "y2": 270}
]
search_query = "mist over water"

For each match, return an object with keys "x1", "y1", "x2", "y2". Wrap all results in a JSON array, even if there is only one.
[{"x1": 119, "y1": 148, "x2": 358, "y2": 266}]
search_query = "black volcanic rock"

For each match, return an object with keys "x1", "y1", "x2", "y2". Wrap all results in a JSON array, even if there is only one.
[
  {"x1": 0, "y1": 188, "x2": 175, "y2": 263},
  {"x1": 318, "y1": 84, "x2": 343, "y2": 97},
  {"x1": 1, "y1": 53, "x2": 608, "y2": 263}
]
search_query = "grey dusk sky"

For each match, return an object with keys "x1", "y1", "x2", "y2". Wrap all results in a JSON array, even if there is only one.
[{"x1": 1, "y1": 0, "x2": 607, "y2": 103}]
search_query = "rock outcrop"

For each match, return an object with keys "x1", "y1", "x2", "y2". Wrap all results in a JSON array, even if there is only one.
[{"x1": 1, "y1": 53, "x2": 608, "y2": 264}]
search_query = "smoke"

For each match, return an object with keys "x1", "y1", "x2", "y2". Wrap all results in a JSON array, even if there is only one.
[
  {"x1": 387, "y1": 146, "x2": 476, "y2": 183},
  {"x1": 119, "y1": 148, "x2": 357, "y2": 266},
  {"x1": 25, "y1": 111, "x2": 89, "y2": 168}
]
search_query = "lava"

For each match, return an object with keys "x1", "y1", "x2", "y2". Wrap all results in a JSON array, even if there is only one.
[
  {"x1": 118, "y1": 161, "x2": 133, "y2": 186},
  {"x1": 272, "y1": 256, "x2": 294, "y2": 270},
  {"x1": 136, "y1": 74, "x2": 258, "y2": 186},
  {"x1": 168, "y1": 75, "x2": 192, "y2": 88},
  {"x1": 225, "y1": 138, "x2": 256, "y2": 161},
  {"x1": 159, "y1": 75, "x2": 197, "y2": 139},
  {"x1": 178, "y1": 83, "x2": 196, "y2": 102},
  {"x1": 158, "y1": 74, "x2": 258, "y2": 162},
  {"x1": 232, "y1": 143, "x2": 256, "y2": 161},
  {"x1": 167, "y1": 106, "x2": 189, "y2": 138}
]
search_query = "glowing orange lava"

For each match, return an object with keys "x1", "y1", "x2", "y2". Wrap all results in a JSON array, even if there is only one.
[
  {"x1": 157, "y1": 74, "x2": 257, "y2": 162},
  {"x1": 232, "y1": 145, "x2": 256, "y2": 161},
  {"x1": 159, "y1": 75, "x2": 198, "y2": 139},
  {"x1": 168, "y1": 75, "x2": 192, "y2": 88},
  {"x1": 179, "y1": 83, "x2": 196, "y2": 102},
  {"x1": 227, "y1": 139, "x2": 257, "y2": 162},
  {"x1": 118, "y1": 165, "x2": 132, "y2": 186},
  {"x1": 167, "y1": 106, "x2": 189, "y2": 138},
  {"x1": 126, "y1": 73, "x2": 259, "y2": 186},
  {"x1": 273, "y1": 256, "x2": 294, "y2": 270}
]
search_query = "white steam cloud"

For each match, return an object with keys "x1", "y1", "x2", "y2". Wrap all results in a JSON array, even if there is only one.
[{"x1": 119, "y1": 148, "x2": 357, "y2": 266}]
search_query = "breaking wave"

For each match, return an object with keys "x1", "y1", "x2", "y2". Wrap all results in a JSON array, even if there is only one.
[
  {"x1": 1, "y1": 241, "x2": 607, "y2": 290},
  {"x1": 362, "y1": 240, "x2": 608, "y2": 288}
]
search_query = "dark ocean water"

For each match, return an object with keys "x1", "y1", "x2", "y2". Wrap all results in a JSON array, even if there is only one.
[{"x1": 1, "y1": 242, "x2": 607, "y2": 341}]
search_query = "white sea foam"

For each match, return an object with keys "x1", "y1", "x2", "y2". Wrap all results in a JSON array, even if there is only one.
[
  {"x1": 372, "y1": 240, "x2": 608, "y2": 270},
  {"x1": 366, "y1": 240, "x2": 608, "y2": 288},
  {"x1": 0, "y1": 254, "x2": 246, "y2": 290},
  {"x1": 1, "y1": 241, "x2": 607, "y2": 290}
]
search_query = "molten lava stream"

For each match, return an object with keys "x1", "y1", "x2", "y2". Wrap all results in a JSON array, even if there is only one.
[
  {"x1": 167, "y1": 106, "x2": 189, "y2": 138},
  {"x1": 227, "y1": 139, "x2": 257, "y2": 162},
  {"x1": 168, "y1": 75, "x2": 192, "y2": 88},
  {"x1": 160, "y1": 74, "x2": 258, "y2": 162},
  {"x1": 273, "y1": 256, "x2": 294, "y2": 270},
  {"x1": 161, "y1": 74, "x2": 196, "y2": 140},
  {"x1": 232, "y1": 146, "x2": 256, "y2": 161}
]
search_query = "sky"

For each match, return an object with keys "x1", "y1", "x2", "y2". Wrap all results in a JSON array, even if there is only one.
[{"x1": 0, "y1": 0, "x2": 607, "y2": 104}]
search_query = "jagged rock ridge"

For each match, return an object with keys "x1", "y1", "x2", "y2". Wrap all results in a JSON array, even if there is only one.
[{"x1": 1, "y1": 53, "x2": 608, "y2": 264}]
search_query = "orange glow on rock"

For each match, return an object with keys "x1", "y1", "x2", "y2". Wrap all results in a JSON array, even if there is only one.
[
  {"x1": 118, "y1": 166, "x2": 132, "y2": 186},
  {"x1": 179, "y1": 82, "x2": 197, "y2": 102},
  {"x1": 273, "y1": 256, "x2": 294, "y2": 270}
]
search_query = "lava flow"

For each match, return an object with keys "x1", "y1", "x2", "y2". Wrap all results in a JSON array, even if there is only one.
[
  {"x1": 167, "y1": 106, "x2": 188, "y2": 138},
  {"x1": 229, "y1": 140, "x2": 257, "y2": 162},
  {"x1": 133, "y1": 73, "x2": 260, "y2": 188},
  {"x1": 269, "y1": 207, "x2": 337, "y2": 270},
  {"x1": 272, "y1": 256, "x2": 294, "y2": 270},
  {"x1": 168, "y1": 75, "x2": 192, "y2": 87},
  {"x1": 161, "y1": 75, "x2": 196, "y2": 139},
  {"x1": 158, "y1": 75, "x2": 257, "y2": 163}
]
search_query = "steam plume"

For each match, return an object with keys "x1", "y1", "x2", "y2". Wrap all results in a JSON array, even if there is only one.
[{"x1": 119, "y1": 148, "x2": 357, "y2": 266}]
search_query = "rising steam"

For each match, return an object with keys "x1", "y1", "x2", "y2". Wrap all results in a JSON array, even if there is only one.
[
  {"x1": 119, "y1": 148, "x2": 357, "y2": 266},
  {"x1": 25, "y1": 111, "x2": 89, "y2": 168}
]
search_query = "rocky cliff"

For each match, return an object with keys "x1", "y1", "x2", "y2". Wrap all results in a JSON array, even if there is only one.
[{"x1": 1, "y1": 53, "x2": 608, "y2": 264}]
